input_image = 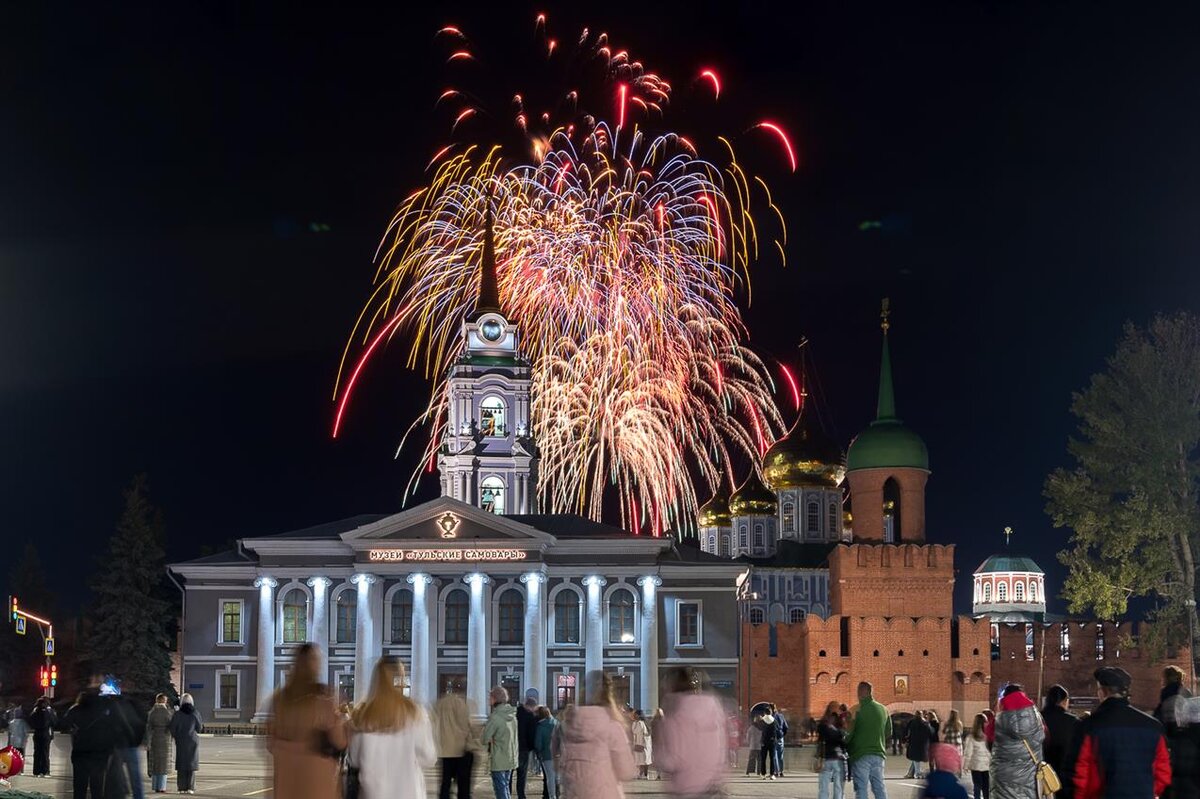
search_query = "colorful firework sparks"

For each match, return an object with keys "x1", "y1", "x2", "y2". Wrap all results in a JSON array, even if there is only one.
[{"x1": 335, "y1": 17, "x2": 796, "y2": 536}]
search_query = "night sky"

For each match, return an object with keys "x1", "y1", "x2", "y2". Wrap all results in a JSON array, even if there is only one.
[{"x1": 4, "y1": 1, "x2": 1199, "y2": 617}]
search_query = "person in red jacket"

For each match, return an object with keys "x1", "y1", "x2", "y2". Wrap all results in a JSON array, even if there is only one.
[{"x1": 1070, "y1": 667, "x2": 1171, "y2": 799}]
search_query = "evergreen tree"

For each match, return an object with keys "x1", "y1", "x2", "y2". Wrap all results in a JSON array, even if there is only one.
[
  {"x1": 84, "y1": 475, "x2": 174, "y2": 693},
  {"x1": 1046, "y1": 312, "x2": 1200, "y2": 653}
]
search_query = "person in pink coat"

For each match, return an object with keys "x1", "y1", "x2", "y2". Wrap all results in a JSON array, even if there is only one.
[
  {"x1": 653, "y1": 667, "x2": 728, "y2": 798},
  {"x1": 556, "y1": 671, "x2": 637, "y2": 799}
]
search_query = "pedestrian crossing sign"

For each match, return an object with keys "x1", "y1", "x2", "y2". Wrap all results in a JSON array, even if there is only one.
[
  {"x1": 14, "y1": 617, "x2": 25, "y2": 635},
  {"x1": 44, "y1": 638, "x2": 54, "y2": 655}
]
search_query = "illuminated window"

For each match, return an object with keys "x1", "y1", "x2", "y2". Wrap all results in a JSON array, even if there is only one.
[
  {"x1": 782, "y1": 503, "x2": 795, "y2": 533},
  {"x1": 608, "y1": 589, "x2": 637, "y2": 644},
  {"x1": 336, "y1": 590, "x2": 356, "y2": 644},
  {"x1": 391, "y1": 589, "x2": 413, "y2": 644},
  {"x1": 219, "y1": 600, "x2": 243, "y2": 645},
  {"x1": 882, "y1": 478, "x2": 902, "y2": 543},
  {"x1": 481, "y1": 476, "x2": 505, "y2": 515},
  {"x1": 806, "y1": 501, "x2": 820, "y2": 534},
  {"x1": 749, "y1": 607, "x2": 765, "y2": 625},
  {"x1": 498, "y1": 590, "x2": 524, "y2": 645},
  {"x1": 1014, "y1": 582, "x2": 1025, "y2": 603},
  {"x1": 444, "y1": 589, "x2": 469, "y2": 644},
  {"x1": 1096, "y1": 625, "x2": 1106, "y2": 660},
  {"x1": 281, "y1": 589, "x2": 307, "y2": 644},
  {"x1": 1030, "y1": 581, "x2": 1039, "y2": 602},
  {"x1": 554, "y1": 591, "x2": 581, "y2": 644},
  {"x1": 555, "y1": 673, "x2": 577, "y2": 710},
  {"x1": 707, "y1": 534, "x2": 716, "y2": 552},
  {"x1": 997, "y1": 582, "x2": 1008, "y2": 603},
  {"x1": 789, "y1": 608, "x2": 806, "y2": 624},
  {"x1": 827, "y1": 502, "x2": 839, "y2": 536},
  {"x1": 480, "y1": 396, "x2": 506, "y2": 436},
  {"x1": 1060, "y1": 625, "x2": 1071, "y2": 661},
  {"x1": 982, "y1": 583, "x2": 991, "y2": 603}
]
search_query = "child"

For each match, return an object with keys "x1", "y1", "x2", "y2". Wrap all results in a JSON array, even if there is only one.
[{"x1": 923, "y1": 743, "x2": 968, "y2": 799}]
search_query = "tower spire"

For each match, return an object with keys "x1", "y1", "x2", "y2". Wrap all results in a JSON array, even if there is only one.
[
  {"x1": 876, "y1": 298, "x2": 897, "y2": 421},
  {"x1": 475, "y1": 187, "x2": 502, "y2": 317}
]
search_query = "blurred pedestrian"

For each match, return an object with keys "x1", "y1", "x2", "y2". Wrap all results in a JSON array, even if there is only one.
[
  {"x1": 846, "y1": 681, "x2": 891, "y2": 799},
  {"x1": 650, "y1": 708, "x2": 665, "y2": 780},
  {"x1": 515, "y1": 692, "x2": 540, "y2": 799},
  {"x1": 943, "y1": 710, "x2": 965, "y2": 756},
  {"x1": 6, "y1": 705, "x2": 28, "y2": 756},
  {"x1": 556, "y1": 671, "x2": 636, "y2": 799},
  {"x1": 654, "y1": 667, "x2": 727, "y2": 799},
  {"x1": 745, "y1": 713, "x2": 763, "y2": 775},
  {"x1": 145, "y1": 694, "x2": 173, "y2": 793},
  {"x1": 1156, "y1": 665, "x2": 1198, "y2": 799},
  {"x1": 906, "y1": 711, "x2": 933, "y2": 779},
  {"x1": 346, "y1": 658, "x2": 436, "y2": 799},
  {"x1": 167, "y1": 692, "x2": 203, "y2": 794},
  {"x1": 817, "y1": 701, "x2": 849, "y2": 799},
  {"x1": 924, "y1": 743, "x2": 967, "y2": 799},
  {"x1": 268, "y1": 643, "x2": 346, "y2": 799},
  {"x1": 989, "y1": 684, "x2": 1042, "y2": 799},
  {"x1": 65, "y1": 674, "x2": 135, "y2": 799},
  {"x1": 433, "y1": 687, "x2": 475, "y2": 799},
  {"x1": 961, "y1": 714, "x2": 991, "y2": 799},
  {"x1": 532, "y1": 707, "x2": 558, "y2": 799},
  {"x1": 1041, "y1": 685, "x2": 1077, "y2": 799},
  {"x1": 632, "y1": 710, "x2": 652, "y2": 779},
  {"x1": 28, "y1": 697, "x2": 56, "y2": 778},
  {"x1": 480, "y1": 687, "x2": 519, "y2": 799},
  {"x1": 1071, "y1": 667, "x2": 1171, "y2": 799}
]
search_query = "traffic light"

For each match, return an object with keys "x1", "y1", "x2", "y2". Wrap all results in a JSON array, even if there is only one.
[
  {"x1": 50, "y1": 665, "x2": 57, "y2": 687},
  {"x1": 9, "y1": 596, "x2": 16, "y2": 621},
  {"x1": 38, "y1": 667, "x2": 48, "y2": 689}
]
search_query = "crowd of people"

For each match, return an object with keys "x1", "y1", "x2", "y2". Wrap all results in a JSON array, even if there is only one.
[{"x1": 8, "y1": 655, "x2": 1197, "y2": 798}]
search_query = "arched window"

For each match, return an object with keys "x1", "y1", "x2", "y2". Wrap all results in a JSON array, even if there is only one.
[
  {"x1": 789, "y1": 608, "x2": 806, "y2": 624},
  {"x1": 997, "y1": 582, "x2": 1008, "y2": 603},
  {"x1": 753, "y1": 524, "x2": 765, "y2": 549},
  {"x1": 444, "y1": 589, "x2": 469, "y2": 644},
  {"x1": 749, "y1": 607, "x2": 765, "y2": 625},
  {"x1": 782, "y1": 502, "x2": 795, "y2": 533},
  {"x1": 335, "y1": 589, "x2": 356, "y2": 644},
  {"x1": 481, "y1": 476, "x2": 505, "y2": 515},
  {"x1": 608, "y1": 589, "x2": 637, "y2": 644},
  {"x1": 498, "y1": 590, "x2": 524, "y2": 645},
  {"x1": 480, "y1": 396, "x2": 506, "y2": 436},
  {"x1": 281, "y1": 588, "x2": 307, "y2": 644},
  {"x1": 827, "y1": 502, "x2": 839, "y2": 537},
  {"x1": 1014, "y1": 582, "x2": 1025, "y2": 603},
  {"x1": 554, "y1": 590, "x2": 581, "y2": 644},
  {"x1": 391, "y1": 589, "x2": 413, "y2": 644},
  {"x1": 739, "y1": 524, "x2": 748, "y2": 549},
  {"x1": 720, "y1": 535, "x2": 731, "y2": 558},
  {"x1": 983, "y1": 582, "x2": 992, "y2": 603},
  {"x1": 707, "y1": 534, "x2": 716, "y2": 553},
  {"x1": 806, "y1": 501, "x2": 820, "y2": 535},
  {"x1": 1030, "y1": 581, "x2": 1038, "y2": 602},
  {"x1": 1060, "y1": 625, "x2": 1071, "y2": 661},
  {"x1": 882, "y1": 477, "x2": 902, "y2": 543}
]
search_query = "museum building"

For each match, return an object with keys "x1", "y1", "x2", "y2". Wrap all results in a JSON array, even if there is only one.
[{"x1": 169, "y1": 242, "x2": 744, "y2": 723}]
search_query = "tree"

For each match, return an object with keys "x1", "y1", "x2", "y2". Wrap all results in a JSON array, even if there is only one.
[
  {"x1": 0, "y1": 542, "x2": 55, "y2": 697},
  {"x1": 1046, "y1": 312, "x2": 1200, "y2": 654},
  {"x1": 83, "y1": 475, "x2": 175, "y2": 694}
]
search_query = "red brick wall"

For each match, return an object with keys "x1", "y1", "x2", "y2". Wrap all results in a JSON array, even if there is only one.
[
  {"x1": 991, "y1": 621, "x2": 1192, "y2": 711},
  {"x1": 829, "y1": 543, "x2": 956, "y2": 618},
  {"x1": 845, "y1": 467, "x2": 928, "y2": 542}
]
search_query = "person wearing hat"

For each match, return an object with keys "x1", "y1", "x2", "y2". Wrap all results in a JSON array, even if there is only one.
[
  {"x1": 989, "y1": 683, "x2": 1043, "y2": 799},
  {"x1": 1069, "y1": 667, "x2": 1172, "y2": 799}
]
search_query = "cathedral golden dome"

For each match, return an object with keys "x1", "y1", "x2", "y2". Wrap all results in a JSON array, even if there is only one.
[
  {"x1": 762, "y1": 412, "x2": 846, "y2": 489},
  {"x1": 698, "y1": 490, "x2": 732, "y2": 527},
  {"x1": 729, "y1": 470, "x2": 778, "y2": 516}
]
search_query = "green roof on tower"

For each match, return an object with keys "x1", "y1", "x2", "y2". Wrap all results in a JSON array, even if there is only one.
[{"x1": 846, "y1": 300, "x2": 930, "y2": 471}]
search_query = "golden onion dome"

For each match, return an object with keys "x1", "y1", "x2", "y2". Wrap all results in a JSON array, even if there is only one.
[
  {"x1": 698, "y1": 490, "x2": 732, "y2": 527},
  {"x1": 729, "y1": 470, "x2": 778, "y2": 516},
  {"x1": 762, "y1": 412, "x2": 846, "y2": 489}
]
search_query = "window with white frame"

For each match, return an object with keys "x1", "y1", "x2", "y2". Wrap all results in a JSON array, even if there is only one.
[
  {"x1": 739, "y1": 524, "x2": 748, "y2": 549},
  {"x1": 445, "y1": 589, "x2": 469, "y2": 644},
  {"x1": 749, "y1": 607, "x2": 765, "y2": 625},
  {"x1": 753, "y1": 524, "x2": 764, "y2": 549},
  {"x1": 789, "y1": 607, "x2": 806, "y2": 624},
  {"x1": 707, "y1": 534, "x2": 715, "y2": 553},
  {"x1": 676, "y1": 600, "x2": 702, "y2": 647},
  {"x1": 983, "y1": 582, "x2": 992, "y2": 603},
  {"x1": 608, "y1": 588, "x2": 636, "y2": 644},
  {"x1": 997, "y1": 582, "x2": 1008, "y2": 603},
  {"x1": 281, "y1": 588, "x2": 307, "y2": 644},
  {"x1": 806, "y1": 501, "x2": 820, "y2": 534},
  {"x1": 335, "y1": 590, "x2": 356, "y2": 644},
  {"x1": 827, "y1": 502, "x2": 839, "y2": 536},
  {"x1": 554, "y1": 590, "x2": 581, "y2": 644},
  {"x1": 480, "y1": 396, "x2": 506, "y2": 437},
  {"x1": 1030, "y1": 581, "x2": 1038, "y2": 602},
  {"x1": 219, "y1": 599, "x2": 244, "y2": 645},
  {"x1": 1014, "y1": 582, "x2": 1025, "y2": 603},
  {"x1": 217, "y1": 670, "x2": 239, "y2": 710},
  {"x1": 391, "y1": 588, "x2": 413, "y2": 644},
  {"x1": 782, "y1": 503, "x2": 795, "y2": 533}
]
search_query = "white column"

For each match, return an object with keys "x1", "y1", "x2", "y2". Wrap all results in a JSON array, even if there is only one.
[
  {"x1": 351, "y1": 573, "x2": 377, "y2": 704},
  {"x1": 252, "y1": 577, "x2": 278, "y2": 722},
  {"x1": 638, "y1": 576, "x2": 662, "y2": 713},
  {"x1": 582, "y1": 576, "x2": 606, "y2": 684},
  {"x1": 466, "y1": 573, "x2": 491, "y2": 718},
  {"x1": 307, "y1": 577, "x2": 330, "y2": 683},
  {"x1": 408, "y1": 573, "x2": 434, "y2": 705},
  {"x1": 521, "y1": 572, "x2": 547, "y2": 704}
]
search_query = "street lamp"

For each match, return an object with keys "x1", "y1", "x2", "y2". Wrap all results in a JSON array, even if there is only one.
[{"x1": 1186, "y1": 598, "x2": 1197, "y2": 692}]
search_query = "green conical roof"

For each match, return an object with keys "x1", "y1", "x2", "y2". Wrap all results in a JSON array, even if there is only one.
[{"x1": 847, "y1": 317, "x2": 929, "y2": 471}]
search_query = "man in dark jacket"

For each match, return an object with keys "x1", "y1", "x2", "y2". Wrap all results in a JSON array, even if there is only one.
[
  {"x1": 1072, "y1": 666, "x2": 1171, "y2": 799},
  {"x1": 905, "y1": 712, "x2": 933, "y2": 779},
  {"x1": 513, "y1": 691, "x2": 541, "y2": 799},
  {"x1": 1156, "y1": 665, "x2": 1199, "y2": 799},
  {"x1": 64, "y1": 676, "x2": 135, "y2": 799}
]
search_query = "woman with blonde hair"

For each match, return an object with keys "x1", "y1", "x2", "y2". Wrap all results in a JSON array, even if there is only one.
[
  {"x1": 557, "y1": 671, "x2": 636, "y2": 799},
  {"x1": 961, "y1": 713, "x2": 992, "y2": 799},
  {"x1": 347, "y1": 658, "x2": 436, "y2": 799},
  {"x1": 268, "y1": 642, "x2": 347, "y2": 799}
]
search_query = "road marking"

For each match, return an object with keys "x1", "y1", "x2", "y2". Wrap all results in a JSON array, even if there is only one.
[{"x1": 243, "y1": 788, "x2": 272, "y2": 796}]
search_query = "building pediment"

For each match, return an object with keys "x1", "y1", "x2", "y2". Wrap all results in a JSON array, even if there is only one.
[{"x1": 340, "y1": 496, "x2": 555, "y2": 550}]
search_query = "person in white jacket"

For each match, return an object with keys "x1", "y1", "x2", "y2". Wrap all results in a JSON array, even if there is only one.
[
  {"x1": 961, "y1": 713, "x2": 993, "y2": 799},
  {"x1": 348, "y1": 658, "x2": 437, "y2": 799}
]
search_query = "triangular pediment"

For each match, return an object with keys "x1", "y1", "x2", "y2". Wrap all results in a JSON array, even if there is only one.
[{"x1": 340, "y1": 496, "x2": 555, "y2": 547}]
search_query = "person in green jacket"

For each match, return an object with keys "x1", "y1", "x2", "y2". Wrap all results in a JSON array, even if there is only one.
[
  {"x1": 481, "y1": 687, "x2": 519, "y2": 799},
  {"x1": 846, "y1": 681, "x2": 892, "y2": 799}
]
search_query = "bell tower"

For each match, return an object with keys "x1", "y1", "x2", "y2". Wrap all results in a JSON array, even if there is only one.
[{"x1": 436, "y1": 198, "x2": 538, "y2": 514}]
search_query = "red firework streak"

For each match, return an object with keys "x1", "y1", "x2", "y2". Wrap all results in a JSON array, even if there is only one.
[{"x1": 332, "y1": 307, "x2": 411, "y2": 439}]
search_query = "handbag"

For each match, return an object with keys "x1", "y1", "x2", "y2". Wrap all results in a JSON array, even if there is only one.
[{"x1": 1020, "y1": 738, "x2": 1061, "y2": 797}]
